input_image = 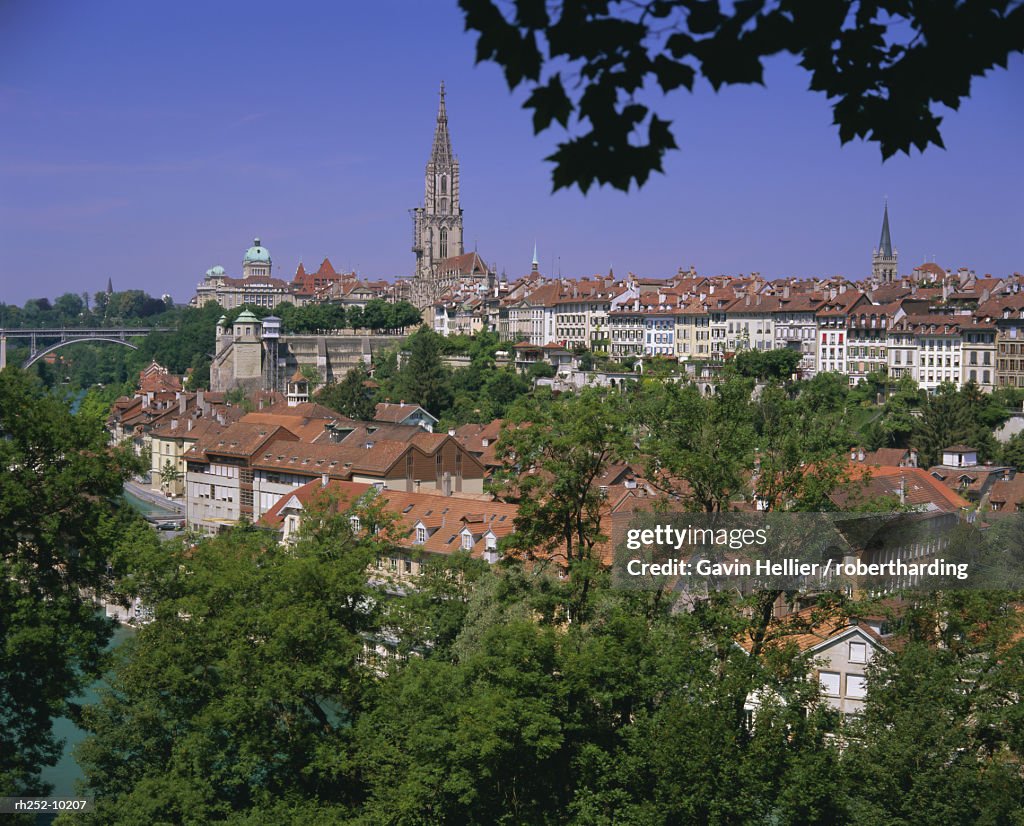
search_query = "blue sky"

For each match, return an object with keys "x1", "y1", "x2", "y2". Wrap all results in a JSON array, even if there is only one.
[{"x1": 1, "y1": 0, "x2": 1021, "y2": 306}]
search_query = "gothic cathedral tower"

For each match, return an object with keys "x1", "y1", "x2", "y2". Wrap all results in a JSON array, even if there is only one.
[
  {"x1": 872, "y1": 202, "x2": 898, "y2": 284},
  {"x1": 412, "y1": 82, "x2": 464, "y2": 283}
]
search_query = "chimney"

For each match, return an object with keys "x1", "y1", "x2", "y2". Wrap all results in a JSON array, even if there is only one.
[
  {"x1": 187, "y1": 419, "x2": 193, "y2": 432},
  {"x1": 899, "y1": 475, "x2": 906, "y2": 506},
  {"x1": 179, "y1": 394, "x2": 186, "y2": 414},
  {"x1": 197, "y1": 389, "x2": 206, "y2": 414}
]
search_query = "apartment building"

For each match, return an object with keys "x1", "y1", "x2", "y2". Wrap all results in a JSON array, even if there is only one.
[
  {"x1": 816, "y1": 294, "x2": 869, "y2": 379},
  {"x1": 961, "y1": 315, "x2": 997, "y2": 390},
  {"x1": 846, "y1": 302, "x2": 902, "y2": 384},
  {"x1": 183, "y1": 412, "x2": 485, "y2": 533},
  {"x1": 724, "y1": 294, "x2": 780, "y2": 353},
  {"x1": 911, "y1": 317, "x2": 964, "y2": 391},
  {"x1": 772, "y1": 294, "x2": 824, "y2": 377},
  {"x1": 674, "y1": 300, "x2": 711, "y2": 360}
]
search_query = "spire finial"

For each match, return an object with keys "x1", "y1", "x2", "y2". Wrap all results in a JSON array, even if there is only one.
[{"x1": 532, "y1": 241, "x2": 539, "y2": 270}]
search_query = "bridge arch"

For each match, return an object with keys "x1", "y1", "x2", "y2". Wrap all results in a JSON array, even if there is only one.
[{"x1": 22, "y1": 337, "x2": 140, "y2": 369}]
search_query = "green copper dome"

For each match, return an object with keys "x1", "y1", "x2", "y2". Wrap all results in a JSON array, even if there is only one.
[
  {"x1": 206, "y1": 265, "x2": 226, "y2": 277},
  {"x1": 235, "y1": 310, "x2": 260, "y2": 324},
  {"x1": 244, "y1": 237, "x2": 271, "y2": 264}
]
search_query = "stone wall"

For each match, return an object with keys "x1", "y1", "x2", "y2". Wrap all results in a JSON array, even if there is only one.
[{"x1": 210, "y1": 333, "x2": 407, "y2": 392}]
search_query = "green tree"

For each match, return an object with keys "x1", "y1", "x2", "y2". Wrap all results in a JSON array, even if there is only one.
[
  {"x1": 394, "y1": 327, "x2": 453, "y2": 417},
  {"x1": 871, "y1": 375, "x2": 923, "y2": 449},
  {"x1": 0, "y1": 368, "x2": 141, "y2": 797},
  {"x1": 53, "y1": 291, "x2": 85, "y2": 321},
  {"x1": 493, "y1": 386, "x2": 632, "y2": 621},
  {"x1": 753, "y1": 381, "x2": 851, "y2": 511},
  {"x1": 72, "y1": 493, "x2": 392, "y2": 824},
  {"x1": 158, "y1": 459, "x2": 182, "y2": 494},
  {"x1": 354, "y1": 567, "x2": 846, "y2": 825},
  {"x1": 459, "y1": 0, "x2": 1024, "y2": 191},
  {"x1": 299, "y1": 364, "x2": 322, "y2": 391},
  {"x1": 315, "y1": 364, "x2": 378, "y2": 420},
  {"x1": 731, "y1": 347, "x2": 801, "y2": 381},
  {"x1": 912, "y1": 383, "x2": 996, "y2": 467},
  {"x1": 640, "y1": 375, "x2": 755, "y2": 512},
  {"x1": 844, "y1": 593, "x2": 1024, "y2": 826}
]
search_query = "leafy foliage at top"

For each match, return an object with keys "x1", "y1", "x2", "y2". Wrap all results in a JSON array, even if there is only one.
[{"x1": 459, "y1": 0, "x2": 1024, "y2": 191}]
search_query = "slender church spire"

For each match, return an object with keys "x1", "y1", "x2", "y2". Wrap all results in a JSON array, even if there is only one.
[
  {"x1": 879, "y1": 200, "x2": 893, "y2": 258},
  {"x1": 430, "y1": 81, "x2": 453, "y2": 166},
  {"x1": 532, "y1": 242, "x2": 539, "y2": 271},
  {"x1": 872, "y1": 200, "x2": 898, "y2": 284}
]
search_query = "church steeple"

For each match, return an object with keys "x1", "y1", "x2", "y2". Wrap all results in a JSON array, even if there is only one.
[
  {"x1": 431, "y1": 81, "x2": 453, "y2": 167},
  {"x1": 872, "y1": 200, "x2": 898, "y2": 284},
  {"x1": 879, "y1": 201, "x2": 893, "y2": 258},
  {"x1": 411, "y1": 82, "x2": 465, "y2": 301}
]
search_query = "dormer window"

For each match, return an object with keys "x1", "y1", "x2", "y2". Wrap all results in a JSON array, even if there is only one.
[
  {"x1": 415, "y1": 525, "x2": 427, "y2": 544},
  {"x1": 461, "y1": 531, "x2": 473, "y2": 550},
  {"x1": 485, "y1": 532, "x2": 497, "y2": 551},
  {"x1": 349, "y1": 515, "x2": 361, "y2": 533}
]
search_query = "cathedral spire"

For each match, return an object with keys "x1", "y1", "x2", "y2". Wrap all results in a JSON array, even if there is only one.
[
  {"x1": 411, "y1": 83, "x2": 465, "y2": 302},
  {"x1": 879, "y1": 200, "x2": 893, "y2": 258},
  {"x1": 872, "y1": 200, "x2": 898, "y2": 284},
  {"x1": 431, "y1": 80, "x2": 453, "y2": 166}
]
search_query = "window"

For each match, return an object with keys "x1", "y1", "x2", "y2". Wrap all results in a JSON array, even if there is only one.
[
  {"x1": 849, "y1": 641, "x2": 868, "y2": 664},
  {"x1": 819, "y1": 671, "x2": 841, "y2": 696},
  {"x1": 485, "y1": 533, "x2": 497, "y2": 551},
  {"x1": 846, "y1": 674, "x2": 868, "y2": 699},
  {"x1": 415, "y1": 525, "x2": 427, "y2": 544},
  {"x1": 349, "y1": 515, "x2": 361, "y2": 533},
  {"x1": 461, "y1": 531, "x2": 473, "y2": 550},
  {"x1": 439, "y1": 228, "x2": 448, "y2": 258}
]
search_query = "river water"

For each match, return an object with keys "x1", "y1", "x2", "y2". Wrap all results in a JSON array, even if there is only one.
[{"x1": 38, "y1": 623, "x2": 136, "y2": 805}]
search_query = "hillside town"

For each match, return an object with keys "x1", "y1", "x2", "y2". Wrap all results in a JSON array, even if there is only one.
[{"x1": 5, "y1": 23, "x2": 1024, "y2": 822}]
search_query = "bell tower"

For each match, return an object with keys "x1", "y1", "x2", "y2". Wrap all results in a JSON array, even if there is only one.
[
  {"x1": 412, "y1": 82, "x2": 464, "y2": 286},
  {"x1": 872, "y1": 202, "x2": 898, "y2": 284}
]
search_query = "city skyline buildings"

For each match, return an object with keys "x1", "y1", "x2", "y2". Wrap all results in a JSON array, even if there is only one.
[{"x1": 1, "y1": 1, "x2": 1022, "y2": 307}]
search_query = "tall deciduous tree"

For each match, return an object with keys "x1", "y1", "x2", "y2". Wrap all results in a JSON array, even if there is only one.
[
  {"x1": 641, "y1": 376, "x2": 756, "y2": 512},
  {"x1": 844, "y1": 593, "x2": 1024, "y2": 825},
  {"x1": 754, "y1": 381, "x2": 852, "y2": 511},
  {"x1": 0, "y1": 368, "x2": 140, "y2": 797},
  {"x1": 493, "y1": 386, "x2": 633, "y2": 621},
  {"x1": 72, "y1": 493, "x2": 392, "y2": 824}
]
